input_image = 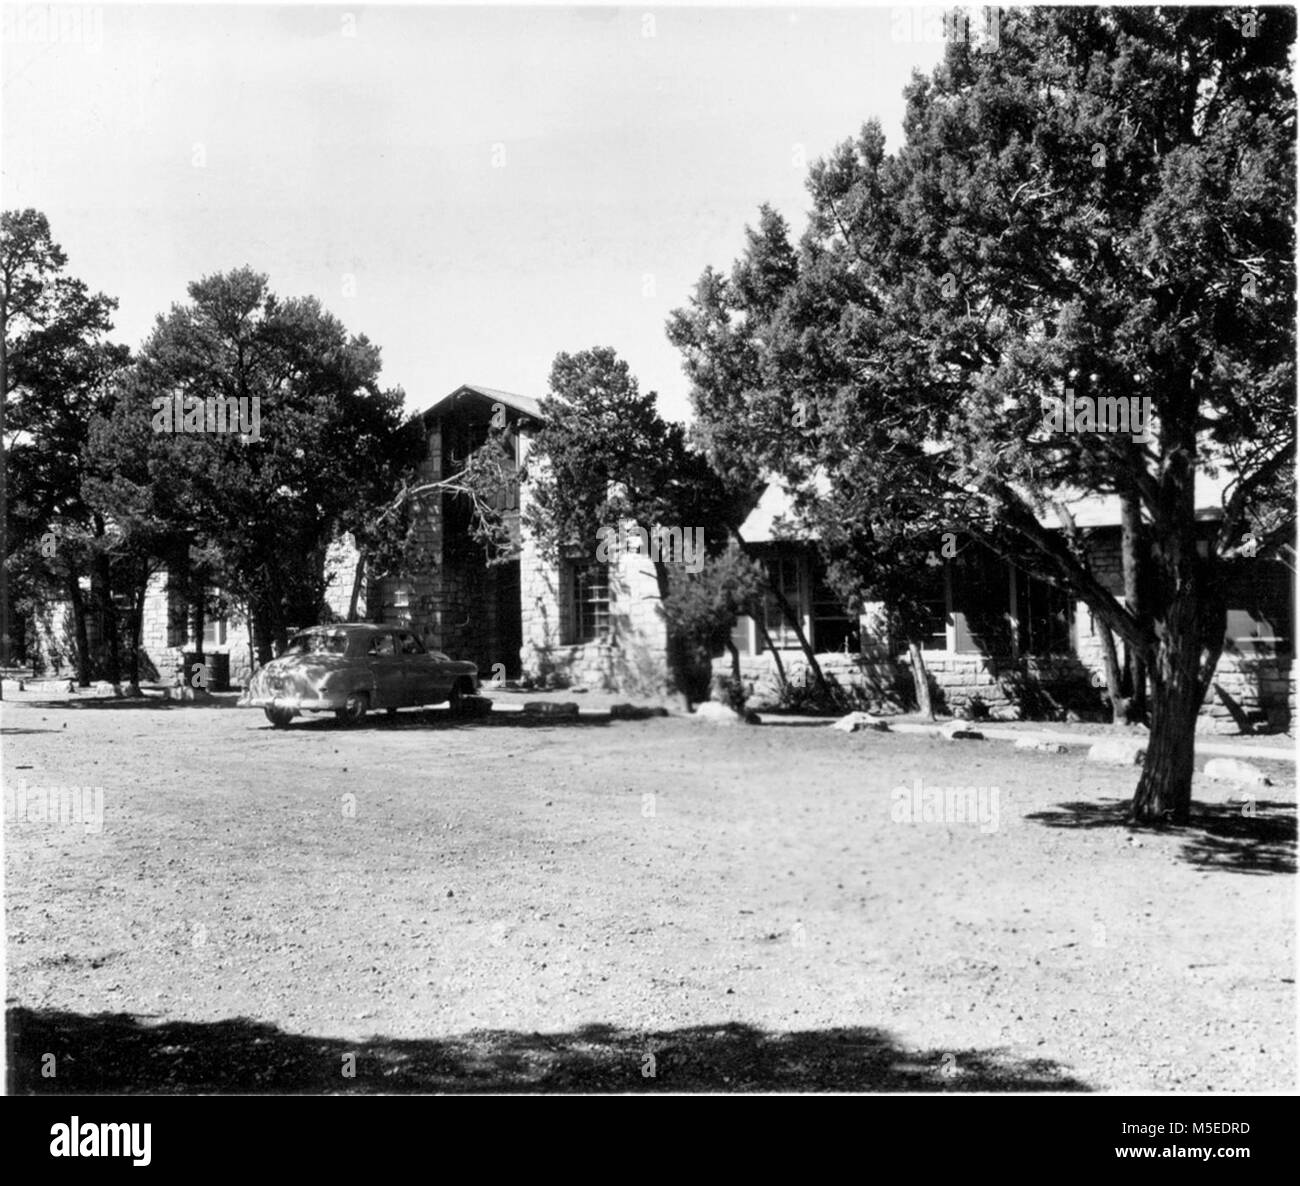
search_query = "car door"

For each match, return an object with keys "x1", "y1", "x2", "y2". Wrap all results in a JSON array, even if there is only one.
[
  {"x1": 395, "y1": 629, "x2": 439, "y2": 705},
  {"x1": 366, "y1": 630, "x2": 405, "y2": 709}
]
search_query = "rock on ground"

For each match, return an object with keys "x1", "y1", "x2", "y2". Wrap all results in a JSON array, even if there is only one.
[
  {"x1": 690, "y1": 701, "x2": 760, "y2": 726},
  {"x1": 1087, "y1": 739, "x2": 1146, "y2": 765},
  {"x1": 830, "y1": 712, "x2": 891, "y2": 733},
  {"x1": 609, "y1": 704, "x2": 670, "y2": 721},
  {"x1": 1014, "y1": 735, "x2": 1070, "y2": 754},
  {"x1": 1202, "y1": 757, "x2": 1272, "y2": 787},
  {"x1": 523, "y1": 701, "x2": 580, "y2": 718}
]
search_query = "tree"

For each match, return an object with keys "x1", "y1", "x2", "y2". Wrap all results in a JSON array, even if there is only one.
[
  {"x1": 672, "y1": 8, "x2": 1295, "y2": 823},
  {"x1": 661, "y1": 545, "x2": 766, "y2": 707},
  {"x1": 523, "y1": 347, "x2": 736, "y2": 705},
  {"x1": 666, "y1": 206, "x2": 838, "y2": 700},
  {"x1": 3, "y1": 209, "x2": 129, "y2": 684},
  {"x1": 87, "y1": 268, "x2": 420, "y2": 663},
  {"x1": 808, "y1": 486, "x2": 950, "y2": 720}
]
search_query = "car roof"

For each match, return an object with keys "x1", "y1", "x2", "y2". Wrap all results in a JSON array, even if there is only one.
[{"x1": 292, "y1": 624, "x2": 405, "y2": 634}]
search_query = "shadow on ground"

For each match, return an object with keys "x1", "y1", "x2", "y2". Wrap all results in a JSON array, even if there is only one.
[
  {"x1": 7, "y1": 1008, "x2": 1089, "y2": 1093},
  {"x1": 1026, "y1": 798, "x2": 1297, "y2": 875},
  {"x1": 259, "y1": 710, "x2": 615, "y2": 733},
  {"x1": 5, "y1": 694, "x2": 244, "y2": 711}
]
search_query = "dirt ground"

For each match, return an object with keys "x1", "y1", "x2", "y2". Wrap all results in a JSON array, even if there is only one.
[{"x1": 3, "y1": 690, "x2": 1295, "y2": 1093}]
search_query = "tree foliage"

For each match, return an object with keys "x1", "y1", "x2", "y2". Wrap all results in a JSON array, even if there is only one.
[
  {"x1": 524, "y1": 347, "x2": 737, "y2": 702},
  {"x1": 670, "y1": 8, "x2": 1296, "y2": 820},
  {"x1": 86, "y1": 267, "x2": 422, "y2": 661},
  {"x1": 2, "y1": 209, "x2": 130, "y2": 680}
]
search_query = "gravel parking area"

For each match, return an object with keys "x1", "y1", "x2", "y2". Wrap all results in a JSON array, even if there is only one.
[{"x1": 4, "y1": 694, "x2": 1295, "y2": 1092}]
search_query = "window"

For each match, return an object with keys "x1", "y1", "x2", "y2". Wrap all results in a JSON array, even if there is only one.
[
  {"x1": 811, "y1": 565, "x2": 859, "y2": 654},
  {"x1": 284, "y1": 630, "x2": 349, "y2": 656},
  {"x1": 936, "y1": 546, "x2": 1072, "y2": 658},
  {"x1": 396, "y1": 630, "x2": 425, "y2": 655},
  {"x1": 568, "y1": 562, "x2": 610, "y2": 644},
  {"x1": 368, "y1": 632, "x2": 396, "y2": 657},
  {"x1": 1223, "y1": 559, "x2": 1293, "y2": 656},
  {"x1": 913, "y1": 565, "x2": 949, "y2": 651},
  {"x1": 951, "y1": 547, "x2": 1014, "y2": 656},
  {"x1": 380, "y1": 579, "x2": 414, "y2": 619},
  {"x1": 1016, "y1": 569, "x2": 1073, "y2": 656},
  {"x1": 189, "y1": 584, "x2": 229, "y2": 648},
  {"x1": 762, "y1": 555, "x2": 804, "y2": 650}
]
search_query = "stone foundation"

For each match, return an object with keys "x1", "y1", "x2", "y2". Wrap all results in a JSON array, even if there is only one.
[{"x1": 713, "y1": 646, "x2": 1296, "y2": 732}]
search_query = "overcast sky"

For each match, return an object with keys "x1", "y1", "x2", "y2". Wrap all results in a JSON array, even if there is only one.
[{"x1": 3, "y1": 3, "x2": 944, "y2": 422}]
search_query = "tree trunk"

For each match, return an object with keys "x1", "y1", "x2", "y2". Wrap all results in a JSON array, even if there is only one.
[
  {"x1": 724, "y1": 638, "x2": 745, "y2": 710},
  {"x1": 0, "y1": 308, "x2": 10, "y2": 684},
  {"x1": 1120, "y1": 489, "x2": 1148, "y2": 722},
  {"x1": 252, "y1": 599, "x2": 274, "y2": 665},
  {"x1": 192, "y1": 595, "x2": 205, "y2": 659},
  {"x1": 348, "y1": 550, "x2": 367, "y2": 622},
  {"x1": 1096, "y1": 619, "x2": 1128, "y2": 725},
  {"x1": 67, "y1": 575, "x2": 92, "y2": 686},
  {"x1": 652, "y1": 558, "x2": 694, "y2": 710},
  {"x1": 1132, "y1": 587, "x2": 1222, "y2": 825},
  {"x1": 93, "y1": 545, "x2": 121, "y2": 686},
  {"x1": 246, "y1": 607, "x2": 257, "y2": 682},
  {"x1": 128, "y1": 573, "x2": 146, "y2": 693},
  {"x1": 906, "y1": 639, "x2": 934, "y2": 719},
  {"x1": 272, "y1": 602, "x2": 289, "y2": 657}
]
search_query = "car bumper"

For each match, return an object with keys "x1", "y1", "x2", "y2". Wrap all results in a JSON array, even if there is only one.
[{"x1": 238, "y1": 692, "x2": 343, "y2": 712}]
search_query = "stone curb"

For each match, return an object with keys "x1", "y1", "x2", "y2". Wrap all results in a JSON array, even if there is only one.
[{"x1": 887, "y1": 722, "x2": 1296, "y2": 764}]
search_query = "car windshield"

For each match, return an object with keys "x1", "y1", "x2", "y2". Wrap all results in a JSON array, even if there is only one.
[{"x1": 283, "y1": 631, "x2": 349, "y2": 656}]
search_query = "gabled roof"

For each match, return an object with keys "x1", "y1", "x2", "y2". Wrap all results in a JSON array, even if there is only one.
[
  {"x1": 738, "y1": 472, "x2": 833, "y2": 543},
  {"x1": 419, "y1": 384, "x2": 543, "y2": 423},
  {"x1": 739, "y1": 479, "x2": 819, "y2": 543}
]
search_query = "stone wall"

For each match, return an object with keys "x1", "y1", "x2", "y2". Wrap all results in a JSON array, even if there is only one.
[
  {"x1": 709, "y1": 527, "x2": 1296, "y2": 732},
  {"x1": 323, "y1": 535, "x2": 363, "y2": 622},
  {"x1": 519, "y1": 545, "x2": 670, "y2": 694},
  {"x1": 28, "y1": 597, "x2": 77, "y2": 676},
  {"x1": 1199, "y1": 654, "x2": 1297, "y2": 735},
  {"x1": 717, "y1": 643, "x2": 1295, "y2": 730},
  {"x1": 517, "y1": 457, "x2": 670, "y2": 693},
  {"x1": 721, "y1": 647, "x2": 1100, "y2": 719}
]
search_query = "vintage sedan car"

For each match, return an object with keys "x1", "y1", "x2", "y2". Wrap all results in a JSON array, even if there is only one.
[{"x1": 239, "y1": 623, "x2": 480, "y2": 727}]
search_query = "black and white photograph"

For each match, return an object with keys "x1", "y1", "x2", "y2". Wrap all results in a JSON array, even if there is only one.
[{"x1": 0, "y1": 0, "x2": 1295, "y2": 1155}]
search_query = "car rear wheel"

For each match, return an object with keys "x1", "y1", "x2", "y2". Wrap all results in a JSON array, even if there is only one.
[
  {"x1": 446, "y1": 679, "x2": 472, "y2": 718},
  {"x1": 264, "y1": 706, "x2": 295, "y2": 728},
  {"x1": 335, "y1": 691, "x2": 369, "y2": 726}
]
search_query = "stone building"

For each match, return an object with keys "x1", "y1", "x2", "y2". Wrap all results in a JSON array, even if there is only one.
[
  {"x1": 29, "y1": 382, "x2": 1296, "y2": 733},
  {"x1": 721, "y1": 480, "x2": 1295, "y2": 733}
]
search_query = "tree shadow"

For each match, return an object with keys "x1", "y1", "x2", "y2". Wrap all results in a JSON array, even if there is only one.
[
  {"x1": 7, "y1": 1007, "x2": 1089, "y2": 1094},
  {"x1": 1026, "y1": 798, "x2": 1296, "y2": 875}
]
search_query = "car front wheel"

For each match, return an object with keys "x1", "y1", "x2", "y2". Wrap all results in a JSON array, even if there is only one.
[{"x1": 335, "y1": 691, "x2": 370, "y2": 726}]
